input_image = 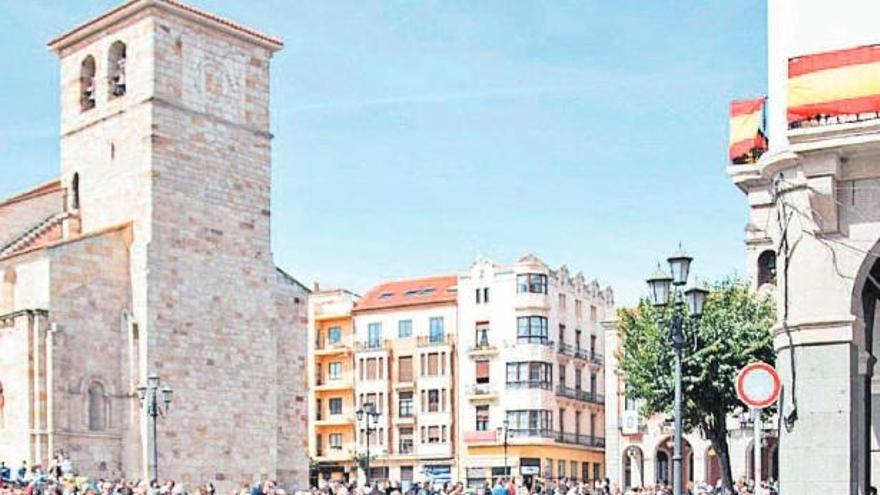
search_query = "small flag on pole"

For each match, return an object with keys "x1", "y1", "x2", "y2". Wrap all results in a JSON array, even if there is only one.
[{"x1": 729, "y1": 97, "x2": 767, "y2": 164}]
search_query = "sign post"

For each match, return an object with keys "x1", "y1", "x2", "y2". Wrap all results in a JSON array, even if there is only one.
[{"x1": 735, "y1": 362, "x2": 781, "y2": 493}]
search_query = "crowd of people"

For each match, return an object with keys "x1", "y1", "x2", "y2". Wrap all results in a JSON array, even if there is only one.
[
  {"x1": 304, "y1": 476, "x2": 779, "y2": 495},
  {"x1": 1, "y1": 456, "x2": 784, "y2": 495}
]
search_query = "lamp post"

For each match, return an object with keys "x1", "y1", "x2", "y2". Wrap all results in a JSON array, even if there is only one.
[
  {"x1": 136, "y1": 374, "x2": 173, "y2": 481},
  {"x1": 645, "y1": 246, "x2": 708, "y2": 495},
  {"x1": 356, "y1": 403, "x2": 381, "y2": 487},
  {"x1": 496, "y1": 419, "x2": 510, "y2": 480}
]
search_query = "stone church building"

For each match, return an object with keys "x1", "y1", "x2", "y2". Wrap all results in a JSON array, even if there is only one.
[{"x1": 0, "y1": 0, "x2": 309, "y2": 488}]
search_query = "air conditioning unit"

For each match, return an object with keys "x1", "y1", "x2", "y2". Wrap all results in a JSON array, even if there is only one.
[{"x1": 621, "y1": 410, "x2": 640, "y2": 435}]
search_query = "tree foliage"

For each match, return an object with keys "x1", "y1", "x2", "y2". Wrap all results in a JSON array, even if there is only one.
[{"x1": 618, "y1": 278, "x2": 775, "y2": 491}]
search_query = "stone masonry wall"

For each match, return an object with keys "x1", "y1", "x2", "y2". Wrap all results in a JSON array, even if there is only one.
[{"x1": 47, "y1": 228, "x2": 133, "y2": 479}]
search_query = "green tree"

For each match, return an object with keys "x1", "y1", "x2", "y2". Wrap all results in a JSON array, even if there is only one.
[{"x1": 618, "y1": 278, "x2": 775, "y2": 493}]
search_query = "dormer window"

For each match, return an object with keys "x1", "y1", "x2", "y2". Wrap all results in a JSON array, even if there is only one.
[
  {"x1": 80, "y1": 56, "x2": 96, "y2": 111},
  {"x1": 108, "y1": 41, "x2": 127, "y2": 98}
]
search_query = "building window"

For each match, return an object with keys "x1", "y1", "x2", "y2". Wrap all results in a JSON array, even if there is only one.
[
  {"x1": 475, "y1": 322, "x2": 490, "y2": 348},
  {"x1": 758, "y1": 250, "x2": 777, "y2": 286},
  {"x1": 108, "y1": 41, "x2": 127, "y2": 98},
  {"x1": 477, "y1": 288, "x2": 490, "y2": 303},
  {"x1": 428, "y1": 426, "x2": 441, "y2": 443},
  {"x1": 368, "y1": 323, "x2": 382, "y2": 348},
  {"x1": 329, "y1": 433, "x2": 342, "y2": 450},
  {"x1": 559, "y1": 364, "x2": 566, "y2": 386},
  {"x1": 80, "y1": 56, "x2": 96, "y2": 111},
  {"x1": 398, "y1": 319, "x2": 412, "y2": 338},
  {"x1": 475, "y1": 359, "x2": 490, "y2": 384},
  {"x1": 517, "y1": 316, "x2": 548, "y2": 344},
  {"x1": 476, "y1": 405, "x2": 489, "y2": 431},
  {"x1": 399, "y1": 427, "x2": 414, "y2": 453},
  {"x1": 476, "y1": 288, "x2": 482, "y2": 304},
  {"x1": 398, "y1": 356, "x2": 413, "y2": 382},
  {"x1": 329, "y1": 398, "x2": 342, "y2": 415},
  {"x1": 328, "y1": 362, "x2": 342, "y2": 380},
  {"x1": 87, "y1": 381, "x2": 107, "y2": 431},
  {"x1": 517, "y1": 273, "x2": 548, "y2": 294},
  {"x1": 328, "y1": 326, "x2": 342, "y2": 344},
  {"x1": 575, "y1": 369, "x2": 582, "y2": 392},
  {"x1": 558, "y1": 460, "x2": 566, "y2": 479},
  {"x1": 506, "y1": 410, "x2": 552, "y2": 434},
  {"x1": 71, "y1": 173, "x2": 80, "y2": 211},
  {"x1": 428, "y1": 390, "x2": 440, "y2": 412},
  {"x1": 559, "y1": 324, "x2": 566, "y2": 345},
  {"x1": 575, "y1": 300, "x2": 583, "y2": 319},
  {"x1": 426, "y1": 353, "x2": 440, "y2": 376},
  {"x1": 559, "y1": 294, "x2": 566, "y2": 310},
  {"x1": 429, "y1": 317, "x2": 445, "y2": 342},
  {"x1": 399, "y1": 392, "x2": 414, "y2": 417},
  {"x1": 506, "y1": 362, "x2": 552, "y2": 389},
  {"x1": 366, "y1": 358, "x2": 378, "y2": 380}
]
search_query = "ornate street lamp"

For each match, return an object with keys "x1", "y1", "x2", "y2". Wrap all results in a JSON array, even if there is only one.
[
  {"x1": 644, "y1": 246, "x2": 707, "y2": 495},
  {"x1": 356, "y1": 403, "x2": 381, "y2": 486},
  {"x1": 496, "y1": 419, "x2": 510, "y2": 480},
  {"x1": 136, "y1": 374, "x2": 173, "y2": 481}
]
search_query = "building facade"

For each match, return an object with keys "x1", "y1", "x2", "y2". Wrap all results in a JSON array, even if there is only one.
[
  {"x1": 727, "y1": 1, "x2": 880, "y2": 493},
  {"x1": 308, "y1": 289, "x2": 360, "y2": 483},
  {"x1": 351, "y1": 276, "x2": 459, "y2": 486},
  {"x1": 0, "y1": 0, "x2": 309, "y2": 489},
  {"x1": 456, "y1": 256, "x2": 612, "y2": 488}
]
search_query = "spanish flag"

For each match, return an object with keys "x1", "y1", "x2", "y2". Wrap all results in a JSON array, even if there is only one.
[
  {"x1": 788, "y1": 44, "x2": 880, "y2": 125},
  {"x1": 729, "y1": 97, "x2": 767, "y2": 164}
]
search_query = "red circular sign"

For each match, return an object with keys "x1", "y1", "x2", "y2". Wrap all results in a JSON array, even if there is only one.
[{"x1": 736, "y1": 362, "x2": 781, "y2": 409}]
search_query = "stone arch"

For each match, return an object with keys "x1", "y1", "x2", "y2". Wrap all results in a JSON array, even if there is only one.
[
  {"x1": 850, "y1": 240, "x2": 880, "y2": 493},
  {"x1": 757, "y1": 250, "x2": 777, "y2": 287},
  {"x1": 80, "y1": 55, "x2": 96, "y2": 111},
  {"x1": 705, "y1": 446, "x2": 722, "y2": 485},
  {"x1": 83, "y1": 379, "x2": 110, "y2": 432},
  {"x1": 745, "y1": 436, "x2": 779, "y2": 481},
  {"x1": 654, "y1": 435, "x2": 694, "y2": 485},
  {"x1": 107, "y1": 41, "x2": 126, "y2": 98},
  {"x1": 623, "y1": 445, "x2": 644, "y2": 488}
]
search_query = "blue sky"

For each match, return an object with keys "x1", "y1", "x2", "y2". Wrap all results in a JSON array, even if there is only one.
[{"x1": 0, "y1": 0, "x2": 766, "y2": 305}]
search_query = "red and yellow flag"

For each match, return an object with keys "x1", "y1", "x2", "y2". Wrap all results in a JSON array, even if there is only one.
[
  {"x1": 729, "y1": 97, "x2": 767, "y2": 164},
  {"x1": 788, "y1": 44, "x2": 880, "y2": 124}
]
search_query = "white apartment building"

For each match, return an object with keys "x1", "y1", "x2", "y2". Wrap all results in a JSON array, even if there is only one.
[
  {"x1": 455, "y1": 255, "x2": 613, "y2": 488},
  {"x1": 351, "y1": 276, "x2": 459, "y2": 486}
]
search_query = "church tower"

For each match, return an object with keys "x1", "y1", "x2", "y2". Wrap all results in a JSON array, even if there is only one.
[{"x1": 47, "y1": 1, "x2": 306, "y2": 487}]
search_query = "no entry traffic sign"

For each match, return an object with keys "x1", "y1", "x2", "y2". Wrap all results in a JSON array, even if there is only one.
[{"x1": 736, "y1": 362, "x2": 781, "y2": 409}]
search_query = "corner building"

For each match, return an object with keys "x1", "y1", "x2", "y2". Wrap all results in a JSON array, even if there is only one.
[
  {"x1": 727, "y1": 1, "x2": 880, "y2": 493},
  {"x1": 456, "y1": 256, "x2": 613, "y2": 487},
  {"x1": 0, "y1": 0, "x2": 309, "y2": 489}
]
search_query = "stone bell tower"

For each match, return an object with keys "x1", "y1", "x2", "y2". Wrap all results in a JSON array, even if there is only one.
[
  {"x1": 48, "y1": 1, "x2": 306, "y2": 487},
  {"x1": 728, "y1": 1, "x2": 880, "y2": 494}
]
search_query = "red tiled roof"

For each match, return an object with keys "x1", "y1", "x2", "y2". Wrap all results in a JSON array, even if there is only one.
[
  {"x1": 354, "y1": 275, "x2": 457, "y2": 312},
  {"x1": 0, "y1": 180, "x2": 62, "y2": 209}
]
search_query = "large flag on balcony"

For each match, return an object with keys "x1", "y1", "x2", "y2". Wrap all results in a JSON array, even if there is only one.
[
  {"x1": 729, "y1": 97, "x2": 767, "y2": 164},
  {"x1": 788, "y1": 44, "x2": 880, "y2": 125}
]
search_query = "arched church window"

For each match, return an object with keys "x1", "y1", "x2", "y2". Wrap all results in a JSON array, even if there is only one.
[
  {"x1": 108, "y1": 41, "x2": 127, "y2": 98},
  {"x1": 80, "y1": 55, "x2": 96, "y2": 111},
  {"x1": 87, "y1": 381, "x2": 107, "y2": 431},
  {"x1": 71, "y1": 173, "x2": 80, "y2": 211},
  {"x1": 758, "y1": 250, "x2": 777, "y2": 286}
]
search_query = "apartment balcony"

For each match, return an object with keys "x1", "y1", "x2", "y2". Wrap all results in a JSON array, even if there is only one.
[
  {"x1": 315, "y1": 341, "x2": 353, "y2": 357},
  {"x1": 417, "y1": 334, "x2": 454, "y2": 347},
  {"x1": 555, "y1": 385, "x2": 604, "y2": 405},
  {"x1": 514, "y1": 338, "x2": 555, "y2": 349},
  {"x1": 314, "y1": 447, "x2": 354, "y2": 462},
  {"x1": 463, "y1": 430, "x2": 498, "y2": 444},
  {"x1": 314, "y1": 377, "x2": 355, "y2": 392},
  {"x1": 556, "y1": 343, "x2": 603, "y2": 365},
  {"x1": 314, "y1": 412, "x2": 356, "y2": 427},
  {"x1": 465, "y1": 383, "x2": 499, "y2": 401},
  {"x1": 508, "y1": 428, "x2": 605, "y2": 448},
  {"x1": 354, "y1": 339, "x2": 392, "y2": 352},
  {"x1": 467, "y1": 342, "x2": 500, "y2": 357}
]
